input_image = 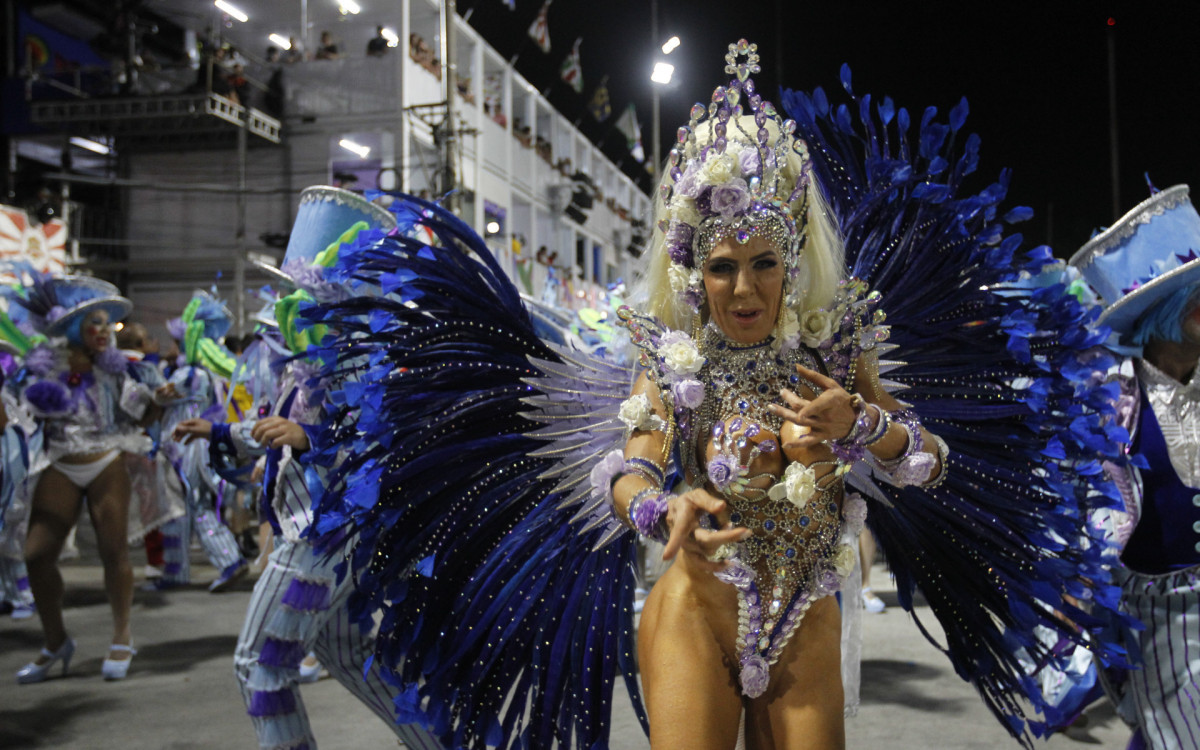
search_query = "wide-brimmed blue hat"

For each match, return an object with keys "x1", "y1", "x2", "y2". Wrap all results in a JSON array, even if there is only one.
[
  {"x1": 254, "y1": 185, "x2": 397, "y2": 289},
  {"x1": 1069, "y1": 184, "x2": 1200, "y2": 336},
  {"x1": 43, "y1": 275, "x2": 132, "y2": 336}
]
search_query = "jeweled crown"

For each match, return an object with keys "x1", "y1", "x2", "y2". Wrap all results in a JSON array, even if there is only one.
[{"x1": 660, "y1": 39, "x2": 811, "y2": 312}]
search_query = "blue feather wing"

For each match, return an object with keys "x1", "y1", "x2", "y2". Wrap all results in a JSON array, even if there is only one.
[
  {"x1": 305, "y1": 196, "x2": 645, "y2": 749},
  {"x1": 783, "y1": 76, "x2": 1130, "y2": 744}
]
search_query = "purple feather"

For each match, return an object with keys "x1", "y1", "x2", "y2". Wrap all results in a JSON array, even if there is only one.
[
  {"x1": 247, "y1": 689, "x2": 298, "y2": 717},
  {"x1": 280, "y1": 577, "x2": 331, "y2": 612},
  {"x1": 257, "y1": 637, "x2": 306, "y2": 669},
  {"x1": 24, "y1": 344, "x2": 56, "y2": 376},
  {"x1": 95, "y1": 346, "x2": 127, "y2": 374},
  {"x1": 165, "y1": 317, "x2": 186, "y2": 342}
]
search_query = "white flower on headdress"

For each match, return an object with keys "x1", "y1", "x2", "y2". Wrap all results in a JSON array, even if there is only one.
[
  {"x1": 659, "y1": 331, "x2": 705, "y2": 378},
  {"x1": 834, "y1": 542, "x2": 858, "y2": 578},
  {"x1": 768, "y1": 460, "x2": 816, "y2": 510},
  {"x1": 669, "y1": 199, "x2": 702, "y2": 229},
  {"x1": 618, "y1": 394, "x2": 657, "y2": 433},
  {"x1": 799, "y1": 309, "x2": 834, "y2": 348},
  {"x1": 668, "y1": 264, "x2": 691, "y2": 293},
  {"x1": 668, "y1": 266, "x2": 704, "y2": 312},
  {"x1": 700, "y1": 153, "x2": 737, "y2": 186}
]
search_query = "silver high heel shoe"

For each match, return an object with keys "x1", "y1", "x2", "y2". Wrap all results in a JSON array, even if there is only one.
[
  {"x1": 101, "y1": 644, "x2": 136, "y2": 681},
  {"x1": 16, "y1": 638, "x2": 76, "y2": 684}
]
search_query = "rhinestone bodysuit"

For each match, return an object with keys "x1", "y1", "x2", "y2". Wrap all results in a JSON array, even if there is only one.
[{"x1": 688, "y1": 323, "x2": 851, "y2": 678}]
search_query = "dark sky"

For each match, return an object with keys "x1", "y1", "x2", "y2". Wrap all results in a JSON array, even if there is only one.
[{"x1": 460, "y1": 0, "x2": 1200, "y2": 257}]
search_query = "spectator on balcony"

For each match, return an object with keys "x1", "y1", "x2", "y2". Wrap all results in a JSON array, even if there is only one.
[
  {"x1": 265, "y1": 46, "x2": 279, "y2": 64},
  {"x1": 367, "y1": 26, "x2": 389, "y2": 57},
  {"x1": 514, "y1": 122, "x2": 532, "y2": 148},
  {"x1": 315, "y1": 31, "x2": 340, "y2": 61},
  {"x1": 409, "y1": 33, "x2": 440, "y2": 79}
]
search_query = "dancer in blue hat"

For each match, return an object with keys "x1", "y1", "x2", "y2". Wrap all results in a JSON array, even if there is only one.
[
  {"x1": 1070, "y1": 185, "x2": 1200, "y2": 750},
  {"x1": 154, "y1": 290, "x2": 249, "y2": 592},
  {"x1": 9, "y1": 274, "x2": 175, "y2": 682},
  {"x1": 174, "y1": 186, "x2": 443, "y2": 750}
]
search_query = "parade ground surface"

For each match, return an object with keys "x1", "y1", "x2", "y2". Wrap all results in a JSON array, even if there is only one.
[{"x1": 2, "y1": 535, "x2": 1128, "y2": 749}]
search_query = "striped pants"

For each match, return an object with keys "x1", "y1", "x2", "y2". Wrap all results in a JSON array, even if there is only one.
[
  {"x1": 233, "y1": 537, "x2": 442, "y2": 750},
  {"x1": 158, "y1": 453, "x2": 242, "y2": 584},
  {"x1": 1120, "y1": 564, "x2": 1200, "y2": 750}
]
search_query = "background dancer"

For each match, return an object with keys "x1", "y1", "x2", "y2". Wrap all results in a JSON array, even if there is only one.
[
  {"x1": 176, "y1": 186, "x2": 443, "y2": 750},
  {"x1": 11, "y1": 275, "x2": 169, "y2": 682},
  {"x1": 154, "y1": 292, "x2": 248, "y2": 593},
  {"x1": 1070, "y1": 184, "x2": 1200, "y2": 750}
]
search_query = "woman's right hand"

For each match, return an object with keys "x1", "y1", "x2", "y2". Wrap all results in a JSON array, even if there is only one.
[
  {"x1": 662, "y1": 488, "x2": 751, "y2": 572},
  {"x1": 173, "y1": 418, "x2": 213, "y2": 444}
]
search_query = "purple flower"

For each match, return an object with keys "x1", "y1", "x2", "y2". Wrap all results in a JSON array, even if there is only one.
[
  {"x1": 25, "y1": 344, "x2": 56, "y2": 376},
  {"x1": 664, "y1": 221, "x2": 695, "y2": 266},
  {"x1": 739, "y1": 653, "x2": 770, "y2": 698},
  {"x1": 631, "y1": 492, "x2": 668, "y2": 538},
  {"x1": 681, "y1": 286, "x2": 705, "y2": 312},
  {"x1": 671, "y1": 378, "x2": 705, "y2": 409},
  {"x1": 891, "y1": 453, "x2": 937, "y2": 486},
  {"x1": 710, "y1": 178, "x2": 751, "y2": 220},
  {"x1": 676, "y1": 161, "x2": 703, "y2": 198},
  {"x1": 714, "y1": 557, "x2": 756, "y2": 589},
  {"x1": 95, "y1": 346, "x2": 127, "y2": 374},
  {"x1": 45, "y1": 305, "x2": 66, "y2": 323},
  {"x1": 25, "y1": 380, "x2": 71, "y2": 415},
  {"x1": 813, "y1": 567, "x2": 841, "y2": 597},
  {"x1": 589, "y1": 449, "x2": 626, "y2": 501},
  {"x1": 738, "y1": 149, "x2": 761, "y2": 176},
  {"x1": 842, "y1": 493, "x2": 868, "y2": 528},
  {"x1": 658, "y1": 330, "x2": 692, "y2": 349},
  {"x1": 694, "y1": 187, "x2": 714, "y2": 217},
  {"x1": 706, "y1": 453, "x2": 743, "y2": 492}
]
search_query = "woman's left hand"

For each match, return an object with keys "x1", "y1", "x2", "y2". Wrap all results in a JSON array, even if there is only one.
[{"x1": 768, "y1": 364, "x2": 863, "y2": 451}]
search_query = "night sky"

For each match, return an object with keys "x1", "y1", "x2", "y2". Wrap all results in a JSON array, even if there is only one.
[{"x1": 460, "y1": 0, "x2": 1200, "y2": 257}]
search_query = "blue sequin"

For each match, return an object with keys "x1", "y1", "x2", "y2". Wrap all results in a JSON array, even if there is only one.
[
  {"x1": 730, "y1": 512, "x2": 742, "y2": 524},
  {"x1": 785, "y1": 548, "x2": 795, "y2": 558},
  {"x1": 799, "y1": 516, "x2": 810, "y2": 527},
  {"x1": 789, "y1": 374, "x2": 799, "y2": 384},
  {"x1": 757, "y1": 383, "x2": 769, "y2": 394},
  {"x1": 763, "y1": 519, "x2": 776, "y2": 531}
]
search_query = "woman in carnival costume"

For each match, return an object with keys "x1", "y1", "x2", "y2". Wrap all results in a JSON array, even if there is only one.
[
  {"x1": 153, "y1": 290, "x2": 248, "y2": 592},
  {"x1": 175, "y1": 186, "x2": 443, "y2": 750},
  {"x1": 302, "y1": 42, "x2": 1131, "y2": 749},
  {"x1": 1069, "y1": 185, "x2": 1200, "y2": 750},
  {"x1": 0, "y1": 308, "x2": 44, "y2": 620},
  {"x1": 8, "y1": 274, "x2": 174, "y2": 682}
]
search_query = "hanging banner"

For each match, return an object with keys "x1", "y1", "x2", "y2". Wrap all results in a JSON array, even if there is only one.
[{"x1": 0, "y1": 204, "x2": 70, "y2": 280}]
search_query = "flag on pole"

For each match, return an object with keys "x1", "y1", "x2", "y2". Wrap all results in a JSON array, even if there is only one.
[
  {"x1": 559, "y1": 37, "x2": 583, "y2": 93},
  {"x1": 527, "y1": 1, "x2": 551, "y2": 53},
  {"x1": 615, "y1": 103, "x2": 644, "y2": 162},
  {"x1": 588, "y1": 75, "x2": 611, "y2": 122}
]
